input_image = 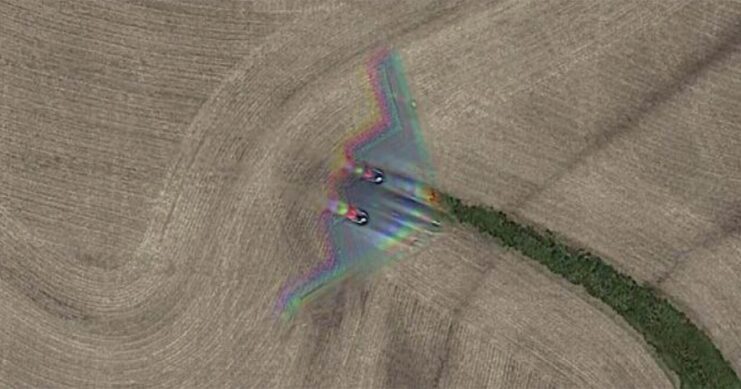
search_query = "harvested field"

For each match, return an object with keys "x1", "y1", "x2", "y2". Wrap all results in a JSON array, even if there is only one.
[
  {"x1": 0, "y1": 0, "x2": 737, "y2": 388},
  {"x1": 661, "y1": 235, "x2": 741, "y2": 375},
  {"x1": 410, "y1": 0, "x2": 741, "y2": 380},
  {"x1": 443, "y1": 197, "x2": 738, "y2": 387}
]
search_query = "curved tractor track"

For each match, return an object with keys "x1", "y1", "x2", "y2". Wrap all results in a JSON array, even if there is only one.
[{"x1": 1, "y1": 1, "x2": 736, "y2": 388}]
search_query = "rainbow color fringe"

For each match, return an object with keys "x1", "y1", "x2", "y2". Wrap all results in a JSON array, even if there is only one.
[{"x1": 275, "y1": 47, "x2": 441, "y2": 319}]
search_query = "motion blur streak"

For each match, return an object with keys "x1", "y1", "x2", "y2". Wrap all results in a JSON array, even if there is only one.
[{"x1": 276, "y1": 48, "x2": 443, "y2": 319}]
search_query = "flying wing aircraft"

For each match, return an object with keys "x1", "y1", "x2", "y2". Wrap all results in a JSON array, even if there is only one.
[{"x1": 276, "y1": 48, "x2": 444, "y2": 319}]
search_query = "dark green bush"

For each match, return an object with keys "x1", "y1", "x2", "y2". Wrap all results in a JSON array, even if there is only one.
[{"x1": 442, "y1": 194, "x2": 740, "y2": 389}]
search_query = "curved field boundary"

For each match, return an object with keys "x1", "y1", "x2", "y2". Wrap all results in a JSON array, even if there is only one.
[{"x1": 442, "y1": 195, "x2": 740, "y2": 389}]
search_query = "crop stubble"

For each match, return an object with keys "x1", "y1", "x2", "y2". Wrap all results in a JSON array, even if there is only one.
[{"x1": 0, "y1": 0, "x2": 732, "y2": 387}]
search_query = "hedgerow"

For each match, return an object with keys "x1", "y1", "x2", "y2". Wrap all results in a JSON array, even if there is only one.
[{"x1": 442, "y1": 194, "x2": 740, "y2": 389}]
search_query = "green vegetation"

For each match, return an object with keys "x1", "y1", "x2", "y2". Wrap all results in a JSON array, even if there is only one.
[{"x1": 442, "y1": 194, "x2": 740, "y2": 389}]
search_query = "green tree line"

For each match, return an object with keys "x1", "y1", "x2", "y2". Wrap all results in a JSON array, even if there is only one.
[{"x1": 442, "y1": 194, "x2": 740, "y2": 389}]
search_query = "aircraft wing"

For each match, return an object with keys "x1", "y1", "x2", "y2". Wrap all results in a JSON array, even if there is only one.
[{"x1": 276, "y1": 49, "x2": 442, "y2": 319}]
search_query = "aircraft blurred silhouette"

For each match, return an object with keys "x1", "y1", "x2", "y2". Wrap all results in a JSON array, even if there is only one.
[{"x1": 276, "y1": 48, "x2": 444, "y2": 319}]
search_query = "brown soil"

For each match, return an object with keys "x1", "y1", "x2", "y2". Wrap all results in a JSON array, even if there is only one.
[{"x1": 1, "y1": 0, "x2": 735, "y2": 387}]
